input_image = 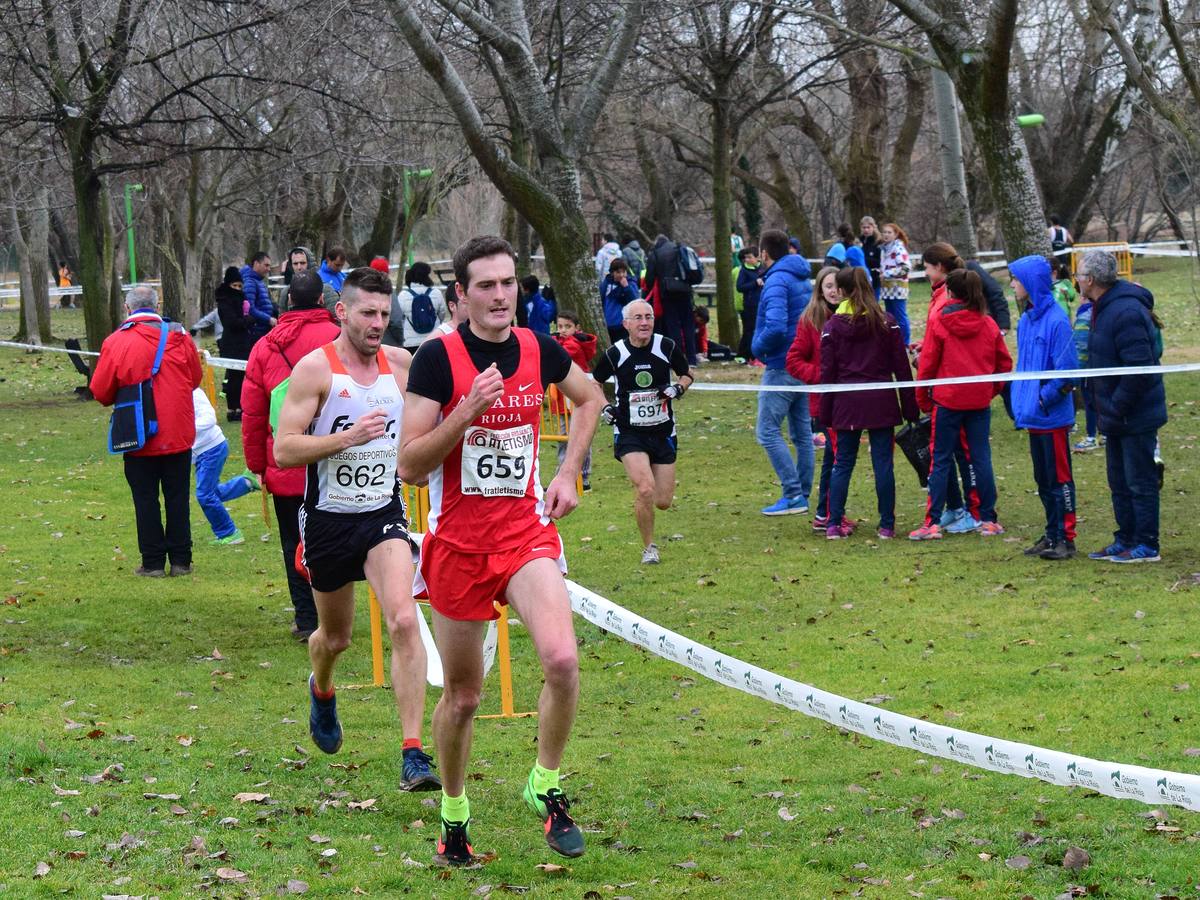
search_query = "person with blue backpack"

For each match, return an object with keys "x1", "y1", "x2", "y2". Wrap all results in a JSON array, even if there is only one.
[
  {"x1": 399, "y1": 261, "x2": 449, "y2": 353},
  {"x1": 1009, "y1": 255, "x2": 1080, "y2": 561},
  {"x1": 1076, "y1": 249, "x2": 1168, "y2": 564}
]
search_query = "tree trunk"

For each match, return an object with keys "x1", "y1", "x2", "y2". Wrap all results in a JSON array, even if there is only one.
[
  {"x1": 931, "y1": 68, "x2": 978, "y2": 257},
  {"x1": 70, "y1": 141, "x2": 120, "y2": 351},
  {"x1": 10, "y1": 203, "x2": 40, "y2": 346},
  {"x1": 844, "y1": 62, "x2": 888, "y2": 222},
  {"x1": 760, "y1": 139, "x2": 816, "y2": 255},
  {"x1": 738, "y1": 155, "x2": 763, "y2": 242},
  {"x1": 634, "y1": 127, "x2": 675, "y2": 240},
  {"x1": 358, "y1": 168, "x2": 401, "y2": 263},
  {"x1": 709, "y1": 97, "x2": 739, "y2": 348},
  {"x1": 887, "y1": 59, "x2": 927, "y2": 223}
]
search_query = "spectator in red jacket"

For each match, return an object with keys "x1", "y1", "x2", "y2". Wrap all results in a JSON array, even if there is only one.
[
  {"x1": 553, "y1": 309, "x2": 597, "y2": 490},
  {"x1": 909, "y1": 269, "x2": 1012, "y2": 540},
  {"x1": 241, "y1": 271, "x2": 340, "y2": 640},
  {"x1": 92, "y1": 286, "x2": 203, "y2": 577},
  {"x1": 786, "y1": 266, "x2": 845, "y2": 531}
]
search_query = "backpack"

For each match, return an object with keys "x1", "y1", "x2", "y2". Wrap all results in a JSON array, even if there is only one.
[
  {"x1": 107, "y1": 322, "x2": 168, "y2": 454},
  {"x1": 676, "y1": 243, "x2": 705, "y2": 286},
  {"x1": 1050, "y1": 226, "x2": 1071, "y2": 253},
  {"x1": 408, "y1": 287, "x2": 437, "y2": 335}
]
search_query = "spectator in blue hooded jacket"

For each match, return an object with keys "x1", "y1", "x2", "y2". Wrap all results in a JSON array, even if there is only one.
[
  {"x1": 601, "y1": 258, "x2": 640, "y2": 344},
  {"x1": 751, "y1": 228, "x2": 814, "y2": 516},
  {"x1": 1077, "y1": 249, "x2": 1167, "y2": 564},
  {"x1": 1009, "y1": 255, "x2": 1079, "y2": 561},
  {"x1": 520, "y1": 274, "x2": 556, "y2": 334},
  {"x1": 317, "y1": 247, "x2": 347, "y2": 295}
]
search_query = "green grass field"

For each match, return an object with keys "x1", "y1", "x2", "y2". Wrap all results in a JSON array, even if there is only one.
[{"x1": 2, "y1": 261, "x2": 1199, "y2": 897}]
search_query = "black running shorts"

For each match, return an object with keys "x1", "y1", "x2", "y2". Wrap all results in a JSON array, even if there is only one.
[
  {"x1": 297, "y1": 498, "x2": 412, "y2": 593},
  {"x1": 614, "y1": 430, "x2": 677, "y2": 465}
]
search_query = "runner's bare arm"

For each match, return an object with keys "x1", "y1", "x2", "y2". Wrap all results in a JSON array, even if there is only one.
[
  {"x1": 398, "y1": 363, "x2": 504, "y2": 483},
  {"x1": 273, "y1": 351, "x2": 388, "y2": 468},
  {"x1": 543, "y1": 362, "x2": 604, "y2": 519}
]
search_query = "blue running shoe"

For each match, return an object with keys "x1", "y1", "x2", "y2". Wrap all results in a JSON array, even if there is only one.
[
  {"x1": 945, "y1": 514, "x2": 981, "y2": 534},
  {"x1": 1087, "y1": 541, "x2": 1129, "y2": 561},
  {"x1": 939, "y1": 508, "x2": 965, "y2": 528},
  {"x1": 308, "y1": 674, "x2": 343, "y2": 754},
  {"x1": 400, "y1": 747, "x2": 441, "y2": 792},
  {"x1": 1109, "y1": 544, "x2": 1161, "y2": 564},
  {"x1": 762, "y1": 496, "x2": 808, "y2": 516}
]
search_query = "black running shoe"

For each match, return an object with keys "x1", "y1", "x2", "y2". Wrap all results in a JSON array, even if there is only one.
[
  {"x1": 435, "y1": 817, "x2": 474, "y2": 866},
  {"x1": 525, "y1": 782, "x2": 585, "y2": 858},
  {"x1": 400, "y1": 747, "x2": 441, "y2": 792},
  {"x1": 308, "y1": 674, "x2": 343, "y2": 754}
]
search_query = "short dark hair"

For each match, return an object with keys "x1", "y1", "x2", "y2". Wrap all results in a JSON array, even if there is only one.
[
  {"x1": 340, "y1": 267, "x2": 393, "y2": 305},
  {"x1": 609, "y1": 258, "x2": 628, "y2": 274},
  {"x1": 520, "y1": 275, "x2": 541, "y2": 295},
  {"x1": 557, "y1": 309, "x2": 580, "y2": 325},
  {"x1": 289, "y1": 271, "x2": 325, "y2": 309},
  {"x1": 405, "y1": 261, "x2": 433, "y2": 288},
  {"x1": 453, "y1": 235, "x2": 516, "y2": 289},
  {"x1": 325, "y1": 246, "x2": 347, "y2": 262},
  {"x1": 444, "y1": 281, "x2": 459, "y2": 305},
  {"x1": 250, "y1": 251, "x2": 270, "y2": 265},
  {"x1": 738, "y1": 246, "x2": 758, "y2": 262},
  {"x1": 759, "y1": 229, "x2": 789, "y2": 262}
]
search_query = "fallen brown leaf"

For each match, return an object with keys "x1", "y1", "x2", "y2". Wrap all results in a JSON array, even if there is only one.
[
  {"x1": 233, "y1": 792, "x2": 271, "y2": 803},
  {"x1": 216, "y1": 866, "x2": 248, "y2": 882},
  {"x1": 1062, "y1": 847, "x2": 1090, "y2": 870}
]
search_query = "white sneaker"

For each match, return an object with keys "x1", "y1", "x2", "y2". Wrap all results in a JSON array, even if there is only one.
[{"x1": 641, "y1": 543, "x2": 661, "y2": 565}]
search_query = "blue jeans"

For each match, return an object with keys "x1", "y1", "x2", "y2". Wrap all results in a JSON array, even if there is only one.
[
  {"x1": 830, "y1": 427, "x2": 896, "y2": 529},
  {"x1": 926, "y1": 406, "x2": 996, "y2": 524},
  {"x1": 194, "y1": 441, "x2": 252, "y2": 539},
  {"x1": 884, "y1": 298, "x2": 910, "y2": 345},
  {"x1": 756, "y1": 368, "x2": 813, "y2": 501},
  {"x1": 1104, "y1": 430, "x2": 1159, "y2": 551},
  {"x1": 815, "y1": 426, "x2": 835, "y2": 519}
]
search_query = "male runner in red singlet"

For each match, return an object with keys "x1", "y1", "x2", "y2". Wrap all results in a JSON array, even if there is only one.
[
  {"x1": 274, "y1": 267, "x2": 439, "y2": 792},
  {"x1": 400, "y1": 236, "x2": 603, "y2": 865}
]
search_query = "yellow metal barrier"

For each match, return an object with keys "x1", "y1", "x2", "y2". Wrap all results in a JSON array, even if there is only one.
[
  {"x1": 367, "y1": 482, "x2": 536, "y2": 718},
  {"x1": 1070, "y1": 242, "x2": 1133, "y2": 280},
  {"x1": 200, "y1": 353, "x2": 218, "y2": 408}
]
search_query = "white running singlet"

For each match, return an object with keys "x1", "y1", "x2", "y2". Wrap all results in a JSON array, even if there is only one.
[{"x1": 304, "y1": 344, "x2": 402, "y2": 513}]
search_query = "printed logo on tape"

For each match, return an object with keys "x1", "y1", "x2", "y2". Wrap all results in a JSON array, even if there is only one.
[
  {"x1": 945, "y1": 734, "x2": 981, "y2": 764},
  {"x1": 805, "y1": 692, "x2": 834, "y2": 723},
  {"x1": 774, "y1": 681, "x2": 801, "y2": 709},
  {"x1": 657, "y1": 632, "x2": 683, "y2": 662},
  {"x1": 603, "y1": 608, "x2": 627, "y2": 638},
  {"x1": 908, "y1": 724, "x2": 941, "y2": 755},
  {"x1": 712, "y1": 658, "x2": 740, "y2": 686},
  {"x1": 873, "y1": 714, "x2": 903, "y2": 742},
  {"x1": 984, "y1": 743, "x2": 1020, "y2": 774},
  {"x1": 1109, "y1": 770, "x2": 1148, "y2": 800},
  {"x1": 685, "y1": 646, "x2": 709, "y2": 675},
  {"x1": 630, "y1": 621, "x2": 652, "y2": 647},
  {"x1": 1156, "y1": 776, "x2": 1194, "y2": 807},
  {"x1": 742, "y1": 668, "x2": 772, "y2": 700},
  {"x1": 1065, "y1": 760, "x2": 1105, "y2": 791},
  {"x1": 577, "y1": 594, "x2": 600, "y2": 622},
  {"x1": 839, "y1": 703, "x2": 867, "y2": 732},
  {"x1": 1025, "y1": 752, "x2": 1061, "y2": 784}
]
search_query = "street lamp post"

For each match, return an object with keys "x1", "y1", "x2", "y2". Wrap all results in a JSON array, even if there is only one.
[{"x1": 124, "y1": 183, "x2": 144, "y2": 284}]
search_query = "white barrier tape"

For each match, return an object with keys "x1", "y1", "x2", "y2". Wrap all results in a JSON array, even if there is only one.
[
  {"x1": 687, "y1": 361, "x2": 1200, "y2": 394},
  {"x1": 5, "y1": 341, "x2": 1197, "y2": 391},
  {"x1": 565, "y1": 580, "x2": 1200, "y2": 811}
]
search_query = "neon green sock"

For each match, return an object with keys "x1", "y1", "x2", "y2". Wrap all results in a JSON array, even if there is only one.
[
  {"x1": 441, "y1": 791, "x2": 470, "y2": 823},
  {"x1": 530, "y1": 763, "x2": 559, "y2": 795}
]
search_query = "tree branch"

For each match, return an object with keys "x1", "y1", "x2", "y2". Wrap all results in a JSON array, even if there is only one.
[{"x1": 565, "y1": 0, "x2": 643, "y2": 155}]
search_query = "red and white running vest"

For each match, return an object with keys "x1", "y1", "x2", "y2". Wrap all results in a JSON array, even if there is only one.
[
  {"x1": 427, "y1": 328, "x2": 549, "y2": 550},
  {"x1": 304, "y1": 344, "x2": 402, "y2": 513}
]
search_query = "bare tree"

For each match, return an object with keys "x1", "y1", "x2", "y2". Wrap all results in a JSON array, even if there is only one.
[
  {"x1": 888, "y1": 0, "x2": 1051, "y2": 257},
  {"x1": 386, "y1": 0, "x2": 642, "y2": 344}
]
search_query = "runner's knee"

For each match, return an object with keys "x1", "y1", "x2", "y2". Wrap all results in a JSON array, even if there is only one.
[
  {"x1": 383, "y1": 602, "x2": 419, "y2": 639},
  {"x1": 541, "y1": 644, "x2": 579, "y2": 688},
  {"x1": 441, "y1": 683, "x2": 482, "y2": 718},
  {"x1": 320, "y1": 631, "x2": 353, "y2": 655}
]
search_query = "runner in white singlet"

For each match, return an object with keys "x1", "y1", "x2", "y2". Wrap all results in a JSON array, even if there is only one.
[{"x1": 274, "y1": 267, "x2": 439, "y2": 793}]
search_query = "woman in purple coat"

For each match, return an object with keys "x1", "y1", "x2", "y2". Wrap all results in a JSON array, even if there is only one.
[{"x1": 820, "y1": 267, "x2": 920, "y2": 540}]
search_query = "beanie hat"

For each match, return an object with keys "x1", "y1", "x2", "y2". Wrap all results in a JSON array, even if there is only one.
[
  {"x1": 222, "y1": 266, "x2": 242, "y2": 286},
  {"x1": 369, "y1": 257, "x2": 390, "y2": 274}
]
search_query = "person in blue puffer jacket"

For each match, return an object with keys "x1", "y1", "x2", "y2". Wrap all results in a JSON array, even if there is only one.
[
  {"x1": 239, "y1": 252, "x2": 276, "y2": 339},
  {"x1": 751, "y1": 229, "x2": 814, "y2": 516},
  {"x1": 1008, "y1": 254, "x2": 1079, "y2": 560}
]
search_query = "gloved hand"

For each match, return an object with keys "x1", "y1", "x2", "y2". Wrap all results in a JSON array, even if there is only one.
[
  {"x1": 659, "y1": 384, "x2": 684, "y2": 401},
  {"x1": 601, "y1": 404, "x2": 617, "y2": 426}
]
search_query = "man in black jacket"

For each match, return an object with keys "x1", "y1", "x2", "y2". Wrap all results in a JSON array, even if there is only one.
[
  {"x1": 645, "y1": 234, "x2": 699, "y2": 365},
  {"x1": 1077, "y1": 250, "x2": 1167, "y2": 563},
  {"x1": 215, "y1": 266, "x2": 254, "y2": 421}
]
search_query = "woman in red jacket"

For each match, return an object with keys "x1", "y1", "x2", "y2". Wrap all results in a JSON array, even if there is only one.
[
  {"x1": 909, "y1": 269, "x2": 1013, "y2": 540},
  {"x1": 786, "y1": 267, "x2": 849, "y2": 532}
]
